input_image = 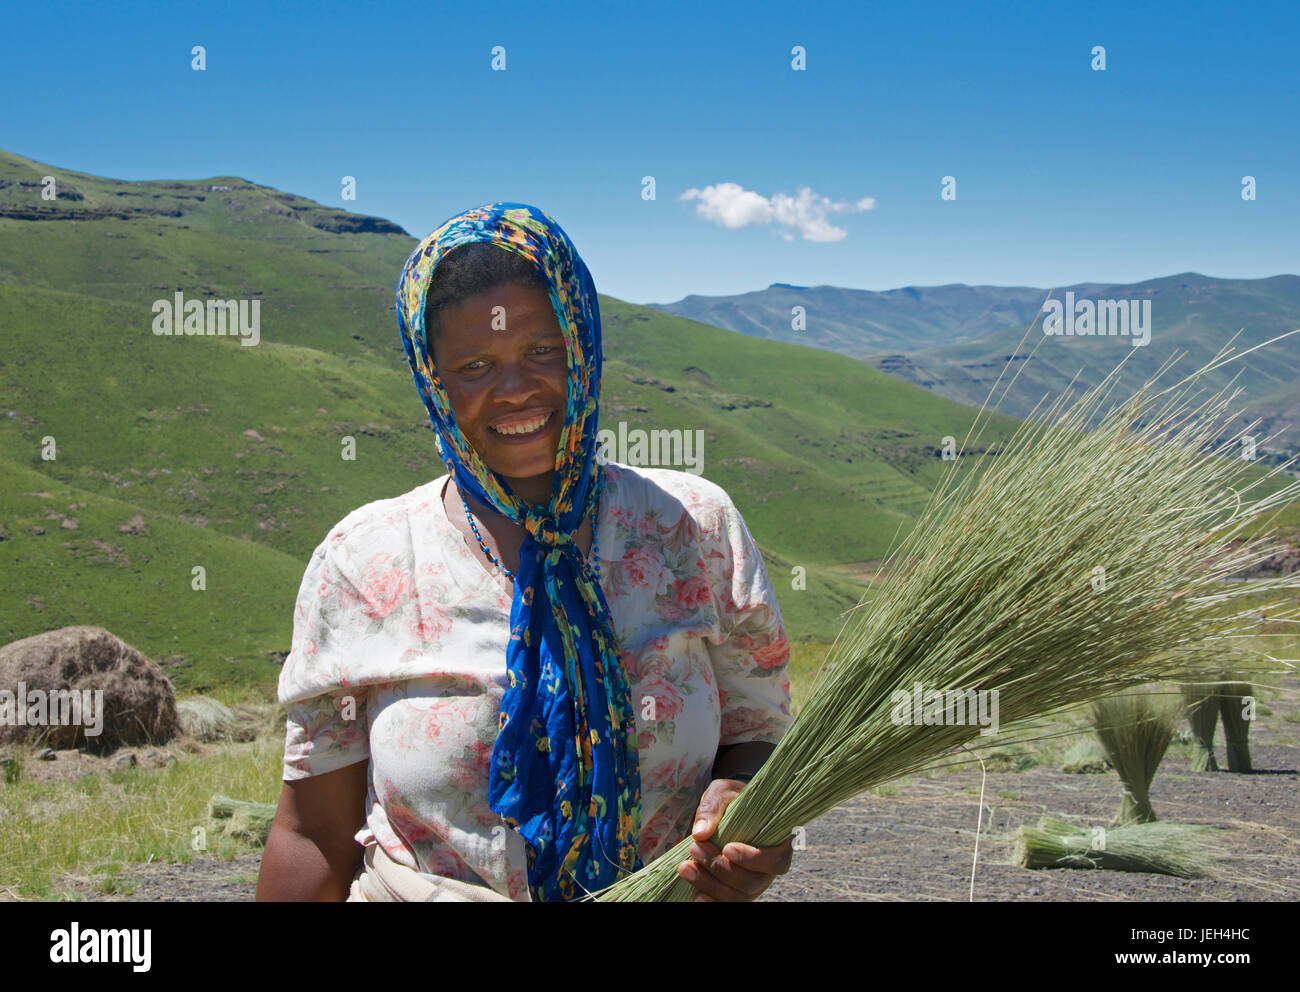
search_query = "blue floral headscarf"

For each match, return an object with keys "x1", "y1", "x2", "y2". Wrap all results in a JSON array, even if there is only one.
[{"x1": 395, "y1": 203, "x2": 642, "y2": 901}]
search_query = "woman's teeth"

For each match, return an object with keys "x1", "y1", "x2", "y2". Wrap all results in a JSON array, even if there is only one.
[{"x1": 491, "y1": 411, "x2": 552, "y2": 436}]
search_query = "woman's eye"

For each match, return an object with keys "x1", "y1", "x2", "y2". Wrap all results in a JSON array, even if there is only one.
[{"x1": 460, "y1": 347, "x2": 558, "y2": 371}]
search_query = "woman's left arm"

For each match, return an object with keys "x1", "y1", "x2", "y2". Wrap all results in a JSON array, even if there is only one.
[{"x1": 679, "y1": 492, "x2": 796, "y2": 901}]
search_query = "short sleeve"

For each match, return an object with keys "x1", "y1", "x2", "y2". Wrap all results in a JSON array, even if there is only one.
[
  {"x1": 701, "y1": 493, "x2": 793, "y2": 747},
  {"x1": 278, "y1": 536, "x2": 372, "y2": 781}
]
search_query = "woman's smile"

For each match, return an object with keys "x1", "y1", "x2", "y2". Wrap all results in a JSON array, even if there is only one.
[{"x1": 488, "y1": 407, "x2": 557, "y2": 442}]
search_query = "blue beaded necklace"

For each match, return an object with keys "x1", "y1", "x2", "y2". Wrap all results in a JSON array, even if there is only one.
[{"x1": 459, "y1": 468, "x2": 603, "y2": 583}]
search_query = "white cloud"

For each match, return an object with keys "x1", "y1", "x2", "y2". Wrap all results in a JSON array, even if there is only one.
[{"x1": 679, "y1": 182, "x2": 875, "y2": 242}]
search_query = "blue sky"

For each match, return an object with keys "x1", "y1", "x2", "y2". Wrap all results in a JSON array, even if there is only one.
[{"x1": 2, "y1": 0, "x2": 1295, "y2": 304}]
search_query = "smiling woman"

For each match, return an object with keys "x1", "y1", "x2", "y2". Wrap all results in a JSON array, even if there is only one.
[{"x1": 256, "y1": 203, "x2": 794, "y2": 904}]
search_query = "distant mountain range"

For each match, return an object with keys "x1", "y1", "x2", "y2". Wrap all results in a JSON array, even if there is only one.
[{"x1": 649, "y1": 275, "x2": 1300, "y2": 454}]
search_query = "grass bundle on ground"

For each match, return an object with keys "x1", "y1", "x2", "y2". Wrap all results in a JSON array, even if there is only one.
[
  {"x1": 1181, "y1": 682, "x2": 1222, "y2": 771},
  {"x1": 177, "y1": 696, "x2": 239, "y2": 743},
  {"x1": 207, "y1": 794, "x2": 276, "y2": 845},
  {"x1": 1218, "y1": 682, "x2": 1254, "y2": 772},
  {"x1": 177, "y1": 695, "x2": 261, "y2": 744},
  {"x1": 1012, "y1": 817, "x2": 1225, "y2": 878},
  {"x1": 1060, "y1": 735, "x2": 1110, "y2": 775},
  {"x1": 1090, "y1": 686, "x2": 1182, "y2": 823},
  {"x1": 593, "y1": 331, "x2": 1300, "y2": 902},
  {"x1": 1181, "y1": 678, "x2": 1257, "y2": 772}
]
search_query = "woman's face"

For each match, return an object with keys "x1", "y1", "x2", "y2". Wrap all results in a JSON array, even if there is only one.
[{"x1": 431, "y1": 281, "x2": 569, "y2": 507}]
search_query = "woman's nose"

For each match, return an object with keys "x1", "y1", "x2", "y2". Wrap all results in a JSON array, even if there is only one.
[{"x1": 496, "y1": 359, "x2": 541, "y2": 399}]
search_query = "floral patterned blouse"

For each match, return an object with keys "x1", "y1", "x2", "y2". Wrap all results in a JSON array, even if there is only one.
[{"x1": 278, "y1": 460, "x2": 792, "y2": 901}]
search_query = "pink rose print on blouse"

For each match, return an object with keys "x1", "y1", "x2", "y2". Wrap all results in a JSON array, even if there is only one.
[
  {"x1": 384, "y1": 795, "x2": 438, "y2": 844},
  {"x1": 635, "y1": 675, "x2": 685, "y2": 723},
  {"x1": 721, "y1": 706, "x2": 775, "y2": 742},
  {"x1": 635, "y1": 652, "x2": 672, "y2": 680},
  {"x1": 750, "y1": 637, "x2": 790, "y2": 670},
  {"x1": 672, "y1": 574, "x2": 712, "y2": 611},
  {"x1": 407, "y1": 589, "x2": 453, "y2": 642},
  {"x1": 359, "y1": 552, "x2": 411, "y2": 622},
  {"x1": 636, "y1": 513, "x2": 661, "y2": 539},
  {"x1": 422, "y1": 844, "x2": 472, "y2": 881},
  {"x1": 643, "y1": 754, "x2": 690, "y2": 791},
  {"x1": 655, "y1": 600, "x2": 687, "y2": 623},
  {"x1": 416, "y1": 701, "x2": 473, "y2": 755},
  {"x1": 619, "y1": 545, "x2": 673, "y2": 596},
  {"x1": 678, "y1": 487, "x2": 707, "y2": 511},
  {"x1": 609, "y1": 504, "x2": 635, "y2": 529},
  {"x1": 447, "y1": 736, "x2": 495, "y2": 794},
  {"x1": 638, "y1": 806, "x2": 680, "y2": 858}
]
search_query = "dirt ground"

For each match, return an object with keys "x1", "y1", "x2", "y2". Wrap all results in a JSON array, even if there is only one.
[
  {"x1": 765, "y1": 742, "x2": 1300, "y2": 902},
  {"x1": 32, "y1": 685, "x2": 1300, "y2": 903}
]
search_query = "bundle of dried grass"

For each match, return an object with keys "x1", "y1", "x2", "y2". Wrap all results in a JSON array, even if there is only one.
[
  {"x1": 207, "y1": 794, "x2": 276, "y2": 845},
  {"x1": 1090, "y1": 686, "x2": 1183, "y2": 823},
  {"x1": 1181, "y1": 678, "x2": 1257, "y2": 772},
  {"x1": 1012, "y1": 817, "x2": 1226, "y2": 879},
  {"x1": 593, "y1": 332, "x2": 1300, "y2": 902},
  {"x1": 1181, "y1": 682, "x2": 1222, "y2": 771},
  {"x1": 177, "y1": 696, "x2": 239, "y2": 743},
  {"x1": 1217, "y1": 681, "x2": 1254, "y2": 772}
]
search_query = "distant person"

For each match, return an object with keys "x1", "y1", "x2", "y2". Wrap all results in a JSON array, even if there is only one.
[{"x1": 256, "y1": 203, "x2": 794, "y2": 902}]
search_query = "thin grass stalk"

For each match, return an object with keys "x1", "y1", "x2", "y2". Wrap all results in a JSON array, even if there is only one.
[
  {"x1": 1012, "y1": 817, "x2": 1225, "y2": 878},
  {"x1": 1090, "y1": 686, "x2": 1182, "y2": 824},
  {"x1": 592, "y1": 332, "x2": 1300, "y2": 902}
]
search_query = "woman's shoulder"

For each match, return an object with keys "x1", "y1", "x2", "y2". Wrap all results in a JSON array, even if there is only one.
[
  {"x1": 316, "y1": 474, "x2": 449, "y2": 560},
  {"x1": 604, "y1": 461, "x2": 738, "y2": 524}
]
